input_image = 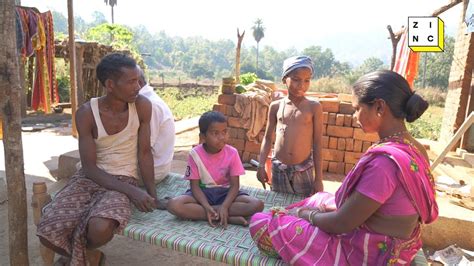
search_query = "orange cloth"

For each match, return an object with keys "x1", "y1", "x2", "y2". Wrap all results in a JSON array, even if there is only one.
[{"x1": 393, "y1": 29, "x2": 419, "y2": 89}]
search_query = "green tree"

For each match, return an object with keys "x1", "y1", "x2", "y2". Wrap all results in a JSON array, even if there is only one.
[
  {"x1": 252, "y1": 19, "x2": 265, "y2": 72},
  {"x1": 104, "y1": 0, "x2": 117, "y2": 24},
  {"x1": 91, "y1": 11, "x2": 107, "y2": 27},
  {"x1": 357, "y1": 57, "x2": 386, "y2": 74},
  {"x1": 85, "y1": 23, "x2": 133, "y2": 49},
  {"x1": 303, "y1": 46, "x2": 336, "y2": 78},
  {"x1": 415, "y1": 36, "x2": 454, "y2": 90},
  {"x1": 51, "y1": 11, "x2": 67, "y2": 34}
]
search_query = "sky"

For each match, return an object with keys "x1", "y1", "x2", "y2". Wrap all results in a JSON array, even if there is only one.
[{"x1": 22, "y1": 0, "x2": 464, "y2": 66}]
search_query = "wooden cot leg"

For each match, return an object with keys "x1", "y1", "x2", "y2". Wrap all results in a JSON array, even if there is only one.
[{"x1": 32, "y1": 182, "x2": 55, "y2": 265}]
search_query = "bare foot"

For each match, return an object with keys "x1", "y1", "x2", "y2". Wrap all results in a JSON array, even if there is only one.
[
  {"x1": 155, "y1": 197, "x2": 171, "y2": 210},
  {"x1": 53, "y1": 256, "x2": 70, "y2": 266},
  {"x1": 86, "y1": 249, "x2": 105, "y2": 266},
  {"x1": 228, "y1": 216, "x2": 249, "y2": 226}
]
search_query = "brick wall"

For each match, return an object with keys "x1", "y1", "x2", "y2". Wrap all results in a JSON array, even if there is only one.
[
  {"x1": 440, "y1": 0, "x2": 474, "y2": 150},
  {"x1": 214, "y1": 93, "x2": 379, "y2": 174}
]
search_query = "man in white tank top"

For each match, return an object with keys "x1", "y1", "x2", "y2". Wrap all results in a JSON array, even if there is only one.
[{"x1": 37, "y1": 53, "x2": 161, "y2": 265}]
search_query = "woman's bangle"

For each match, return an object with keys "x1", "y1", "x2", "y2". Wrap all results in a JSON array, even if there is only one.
[
  {"x1": 309, "y1": 210, "x2": 319, "y2": 226},
  {"x1": 295, "y1": 207, "x2": 303, "y2": 218}
]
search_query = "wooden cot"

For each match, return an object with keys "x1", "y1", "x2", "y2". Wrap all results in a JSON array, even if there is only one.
[{"x1": 33, "y1": 173, "x2": 428, "y2": 265}]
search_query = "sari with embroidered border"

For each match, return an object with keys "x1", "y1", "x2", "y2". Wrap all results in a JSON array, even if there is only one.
[{"x1": 249, "y1": 138, "x2": 438, "y2": 265}]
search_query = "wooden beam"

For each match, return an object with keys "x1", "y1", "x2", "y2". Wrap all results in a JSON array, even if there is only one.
[
  {"x1": 432, "y1": 0, "x2": 462, "y2": 16},
  {"x1": 67, "y1": 0, "x2": 78, "y2": 137},
  {"x1": 0, "y1": 0, "x2": 30, "y2": 264},
  {"x1": 431, "y1": 112, "x2": 474, "y2": 170}
]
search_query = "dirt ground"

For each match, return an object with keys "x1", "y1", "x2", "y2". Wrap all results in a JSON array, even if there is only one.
[{"x1": 0, "y1": 113, "x2": 234, "y2": 266}]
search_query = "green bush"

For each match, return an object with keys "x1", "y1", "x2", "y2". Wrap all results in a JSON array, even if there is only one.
[
  {"x1": 414, "y1": 87, "x2": 446, "y2": 107},
  {"x1": 154, "y1": 87, "x2": 218, "y2": 120},
  {"x1": 310, "y1": 76, "x2": 351, "y2": 94},
  {"x1": 239, "y1": 72, "x2": 258, "y2": 85},
  {"x1": 407, "y1": 106, "x2": 443, "y2": 140}
]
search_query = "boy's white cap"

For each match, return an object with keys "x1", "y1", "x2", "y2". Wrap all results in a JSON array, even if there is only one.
[{"x1": 282, "y1": 55, "x2": 314, "y2": 79}]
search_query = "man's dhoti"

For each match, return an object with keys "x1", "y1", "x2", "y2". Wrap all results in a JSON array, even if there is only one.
[{"x1": 36, "y1": 170, "x2": 137, "y2": 266}]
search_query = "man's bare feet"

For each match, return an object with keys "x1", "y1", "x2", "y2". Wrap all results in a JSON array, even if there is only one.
[
  {"x1": 228, "y1": 216, "x2": 249, "y2": 226},
  {"x1": 53, "y1": 256, "x2": 70, "y2": 266},
  {"x1": 86, "y1": 249, "x2": 105, "y2": 266}
]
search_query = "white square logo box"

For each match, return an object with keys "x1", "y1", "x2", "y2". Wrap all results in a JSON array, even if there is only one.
[{"x1": 408, "y1": 16, "x2": 444, "y2": 52}]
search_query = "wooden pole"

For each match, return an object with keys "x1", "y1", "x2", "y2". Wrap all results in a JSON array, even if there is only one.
[
  {"x1": 431, "y1": 112, "x2": 474, "y2": 170},
  {"x1": 0, "y1": 0, "x2": 30, "y2": 264},
  {"x1": 235, "y1": 29, "x2": 245, "y2": 84},
  {"x1": 67, "y1": 0, "x2": 78, "y2": 137}
]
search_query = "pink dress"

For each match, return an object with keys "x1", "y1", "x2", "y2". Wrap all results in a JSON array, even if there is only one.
[{"x1": 249, "y1": 138, "x2": 438, "y2": 265}]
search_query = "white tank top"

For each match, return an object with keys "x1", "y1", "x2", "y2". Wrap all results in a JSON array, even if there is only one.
[{"x1": 90, "y1": 97, "x2": 140, "y2": 179}]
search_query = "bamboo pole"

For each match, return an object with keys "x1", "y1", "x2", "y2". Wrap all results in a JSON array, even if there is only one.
[
  {"x1": 0, "y1": 0, "x2": 30, "y2": 264},
  {"x1": 67, "y1": 0, "x2": 78, "y2": 137}
]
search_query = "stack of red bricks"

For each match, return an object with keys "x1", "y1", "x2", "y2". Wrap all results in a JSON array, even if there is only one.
[
  {"x1": 213, "y1": 94, "x2": 264, "y2": 163},
  {"x1": 213, "y1": 93, "x2": 379, "y2": 175},
  {"x1": 319, "y1": 97, "x2": 379, "y2": 175}
]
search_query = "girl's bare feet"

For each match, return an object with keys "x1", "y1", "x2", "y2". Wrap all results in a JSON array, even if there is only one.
[{"x1": 228, "y1": 216, "x2": 249, "y2": 226}]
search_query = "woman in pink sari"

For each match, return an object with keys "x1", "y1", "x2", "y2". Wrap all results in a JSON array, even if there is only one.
[{"x1": 250, "y1": 70, "x2": 438, "y2": 265}]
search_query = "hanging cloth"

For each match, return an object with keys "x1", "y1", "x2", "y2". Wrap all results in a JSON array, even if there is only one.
[{"x1": 393, "y1": 28, "x2": 420, "y2": 89}]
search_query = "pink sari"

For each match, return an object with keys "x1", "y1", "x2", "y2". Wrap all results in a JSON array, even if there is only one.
[{"x1": 249, "y1": 138, "x2": 438, "y2": 265}]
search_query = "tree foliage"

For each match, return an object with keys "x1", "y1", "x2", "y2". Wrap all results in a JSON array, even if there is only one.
[{"x1": 50, "y1": 11, "x2": 455, "y2": 86}]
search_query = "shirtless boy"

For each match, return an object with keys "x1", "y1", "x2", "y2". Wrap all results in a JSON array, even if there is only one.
[{"x1": 257, "y1": 56, "x2": 324, "y2": 196}]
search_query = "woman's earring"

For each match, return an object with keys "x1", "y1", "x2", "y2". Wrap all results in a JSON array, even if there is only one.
[{"x1": 377, "y1": 113, "x2": 381, "y2": 117}]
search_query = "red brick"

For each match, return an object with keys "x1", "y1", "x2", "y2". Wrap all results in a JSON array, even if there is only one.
[
  {"x1": 319, "y1": 98, "x2": 340, "y2": 113},
  {"x1": 218, "y1": 94, "x2": 236, "y2": 105},
  {"x1": 322, "y1": 160, "x2": 329, "y2": 172},
  {"x1": 242, "y1": 151, "x2": 250, "y2": 162},
  {"x1": 244, "y1": 140, "x2": 261, "y2": 154},
  {"x1": 212, "y1": 104, "x2": 226, "y2": 114},
  {"x1": 238, "y1": 128, "x2": 247, "y2": 140},
  {"x1": 238, "y1": 150, "x2": 243, "y2": 159},
  {"x1": 353, "y1": 140, "x2": 362, "y2": 152},
  {"x1": 228, "y1": 127, "x2": 239, "y2": 138},
  {"x1": 229, "y1": 138, "x2": 245, "y2": 151},
  {"x1": 337, "y1": 138, "x2": 346, "y2": 151},
  {"x1": 322, "y1": 124, "x2": 327, "y2": 136},
  {"x1": 322, "y1": 112, "x2": 329, "y2": 124},
  {"x1": 345, "y1": 163, "x2": 355, "y2": 174},
  {"x1": 328, "y1": 162, "x2": 345, "y2": 174},
  {"x1": 322, "y1": 148, "x2": 345, "y2": 162},
  {"x1": 337, "y1": 93, "x2": 352, "y2": 102},
  {"x1": 344, "y1": 151, "x2": 363, "y2": 164},
  {"x1": 328, "y1": 137, "x2": 338, "y2": 149},
  {"x1": 335, "y1": 114, "x2": 345, "y2": 126},
  {"x1": 339, "y1": 102, "x2": 355, "y2": 114},
  {"x1": 362, "y1": 141, "x2": 372, "y2": 152},
  {"x1": 228, "y1": 117, "x2": 249, "y2": 129},
  {"x1": 345, "y1": 138, "x2": 354, "y2": 151},
  {"x1": 343, "y1": 115, "x2": 353, "y2": 127},
  {"x1": 353, "y1": 128, "x2": 379, "y2": 142},
  {"x1": 322, "y1": 136, "x2": 329, "y2": 148},
  {"x1": 326, "y1": 125, "x2": 354, "y2": 138},
  {"x1": 225, "y1": 105, "x2": 236, "y2": 117},
  {"x1": 328, "y1": 113, "x2": 337, "y2": 125}
]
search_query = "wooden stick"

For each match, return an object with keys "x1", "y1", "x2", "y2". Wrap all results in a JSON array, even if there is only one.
[{"x1": 431, "y1": 112, "x2": 474, "y2": 170}]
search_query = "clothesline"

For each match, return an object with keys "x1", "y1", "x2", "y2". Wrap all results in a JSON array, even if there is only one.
[{"x1": 16, "y1": 5, "x2": 58, "y2": 113}]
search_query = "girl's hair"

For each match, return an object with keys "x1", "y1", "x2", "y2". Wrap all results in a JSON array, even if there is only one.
[
  {"x1": 352, "y1": 70, "x2": 428, "y2": 122},
  {"x1": 199, "y1": 111, "x2": 227, "y2": 135}
]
